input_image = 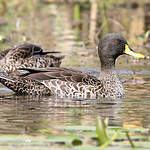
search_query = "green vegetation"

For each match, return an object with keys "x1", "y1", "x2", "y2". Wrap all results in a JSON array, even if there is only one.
[{"x1": 0, "y1": 118, "x2": 149, "y2": 150}]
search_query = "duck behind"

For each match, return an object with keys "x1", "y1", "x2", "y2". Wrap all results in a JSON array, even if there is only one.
[{"x1": 0, "y1": 43, "x2": 65, "y2": 72}]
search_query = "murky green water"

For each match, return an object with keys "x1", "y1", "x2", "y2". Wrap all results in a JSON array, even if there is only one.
[{"x1": 0, "y1": 0, "x2": 150, "y2": 137}]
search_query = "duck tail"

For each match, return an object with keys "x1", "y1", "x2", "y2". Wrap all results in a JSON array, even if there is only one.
[{"x1": 57, "y1": 55, "x2": 65, "y2": 61}]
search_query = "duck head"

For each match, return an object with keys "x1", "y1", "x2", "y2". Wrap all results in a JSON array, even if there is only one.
[{"x1": 98, "y1": 33, "x2": 145, "y2": 70}]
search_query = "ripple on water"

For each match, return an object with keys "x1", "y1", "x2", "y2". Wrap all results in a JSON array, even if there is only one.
[{"x1": 0, "y1": 69, "x2": 150, "y2": 135}]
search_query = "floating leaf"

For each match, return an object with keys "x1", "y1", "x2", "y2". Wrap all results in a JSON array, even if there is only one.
[
  {"x1": 75, "y1": 145, "x2": 99, "y2": 150},
  {"x1": 57, "y1": 125, "x2": 96, "y2": 132},
  {"x1": 47, "y1": 135, "x2": 79, "y2": 143}
]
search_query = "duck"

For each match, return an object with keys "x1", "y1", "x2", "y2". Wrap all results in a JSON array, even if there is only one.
[
  {"x1": 0, "y1": 43, "x2": 65, "y2": 72},
  {"x1": 0, "y1": 33, "x2": 145, "y2": 99}
]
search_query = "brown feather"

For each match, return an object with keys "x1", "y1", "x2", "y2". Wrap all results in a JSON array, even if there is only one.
[
  {"x1": 21, "y1": 67, "x2": 100, "y2": 86},
  {"x1": 0, "y1": 43, "x2": 64, "y2": 72}
]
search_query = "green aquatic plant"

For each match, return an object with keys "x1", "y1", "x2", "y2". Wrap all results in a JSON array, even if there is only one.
[
  {"x1": 0, "y1": 119, "x2": 149, "y2": 150},
  {"x1": 96, "y1": 118, "x2": 135, "y2": 149},
  {"x1": 96, "y1": 118, "x2": 109, "y2": 145}
]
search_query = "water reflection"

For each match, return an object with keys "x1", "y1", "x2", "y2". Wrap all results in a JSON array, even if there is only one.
[
  {"x1": 0, "y1": 71, "x2": 150, "y2": 135},
  {"x1": 0, "y1": 94, "x2": 120, "y2": 134}
]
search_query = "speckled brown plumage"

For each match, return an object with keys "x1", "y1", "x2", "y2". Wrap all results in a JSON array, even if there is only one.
[
  {"x1": 0, "y1": 43, "x2": 64, "y2": 72},
  {"x1": 0, "y1": 49, "x2": 10, "y2": 60},
  {"x1": 0, "y1": 33, "x2": 145, "y2": 99},
  {"x1": 18, "y1": 67, "x2": 124, "y2": 99},
  {"x1": 0, "y1": 72, "x2": 50, "y2": 95}
]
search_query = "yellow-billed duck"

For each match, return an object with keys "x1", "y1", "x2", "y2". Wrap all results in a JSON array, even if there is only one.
[{"x1": 0, "y1": 33, "x2": 145, "y2": 99}]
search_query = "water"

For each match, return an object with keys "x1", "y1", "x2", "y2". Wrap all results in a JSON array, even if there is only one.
[
  {"x1": 0, "y1": 1, "x2": 150, "y2": 136},
  {"x1": 0, "y1": 68, "x2": 150, "y2": 135}
]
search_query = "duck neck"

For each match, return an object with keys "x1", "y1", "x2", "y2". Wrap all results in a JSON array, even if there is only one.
[
  {"x1": 99, "y1": 59, "x2": 119, "y2": 82},
  {"x1": 99, "y1": 67, "x2": 117, "y2": 79},
  {"x1": 99, "y1": 65, "x2": 125, "y2": 99},
  {"x1": 101, "y1": 57, "x2": 115, "y2": 71}
]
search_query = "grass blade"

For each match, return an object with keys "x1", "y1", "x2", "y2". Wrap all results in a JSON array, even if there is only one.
[{"x1": 96, "y1": 118, "x2": 109, "y2": 145}]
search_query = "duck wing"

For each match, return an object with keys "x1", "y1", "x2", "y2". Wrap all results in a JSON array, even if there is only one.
[{"x1": 19, "y1": 67, "x2": 101, "y2": 86}]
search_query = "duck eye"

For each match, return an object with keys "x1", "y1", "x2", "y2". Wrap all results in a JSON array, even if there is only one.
[{"x1": 114, "y1": 39, "x2": 120, "y2": 45}]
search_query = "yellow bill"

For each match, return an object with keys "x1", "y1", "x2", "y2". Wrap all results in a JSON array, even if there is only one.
[{"x1": 125, "y1": 44, "x2": 145, "y2": 59}]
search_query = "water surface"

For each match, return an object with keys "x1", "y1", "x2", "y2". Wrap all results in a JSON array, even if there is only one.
[
  {"x1": 0, "y1": 0, "x2": 150, "y2": 136},
  {"x1": 0, "y1": 67, "x2": 150, "y2": 135}
]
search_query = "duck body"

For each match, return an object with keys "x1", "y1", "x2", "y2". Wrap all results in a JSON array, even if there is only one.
[
  {"x1": 0, "y1": 49, "x2": 10, "y2": 60},
  {"x1": 0, "y1": 43, "x2": 64, "y2": 72},
  {"x1": 1, "y1": 55, "x2": 64, "y2": 72},
  {"x1": 0, "y1": 73, "x2": 50, "y2": 95},
  {"x1": 19, "y1": 67, "x2": 125, "y2": 99},
  {"x1": 0, "y1": 67, "x2": 124, "y2": 99},
  {"x1": 0, "y1": 33, "x2": 145, "y2": 99}
]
